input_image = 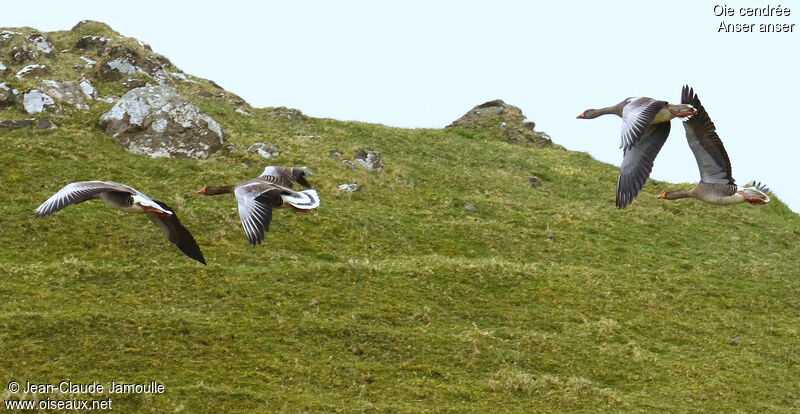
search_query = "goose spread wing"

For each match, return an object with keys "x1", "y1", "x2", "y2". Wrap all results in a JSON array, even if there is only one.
[
  {"x1": 34, "y1": 181, "x2": 136, "y2": 217},
  {"x1": 147, "y1": 200, "x2": 206, "y2": 265},
  {"x1": 620, "y1": 98, "x2": 667, "y2": 150},
  {"x1": 234, "y1": 182, "x2": 282, "y2": 245},
  {"x1": 681, "y1": 86, "x2": 734, "y2": 185},
  {"x1": 617, "y1": 122, "x2": 671, "y2": 208}
]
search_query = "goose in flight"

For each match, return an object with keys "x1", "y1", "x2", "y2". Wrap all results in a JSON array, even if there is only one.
[
  {"x1": 35, "y1": 181, "x2": 206, "y2": 264},
  {"x1": 197, "y1": 166, "x2": 320, "y2": 245},
  {"x1": 578, "y1": 95, "x2": 697, "y2": 208},
  {"x1": 656, "y1": 85, "x2": 769, "y2": 205}
]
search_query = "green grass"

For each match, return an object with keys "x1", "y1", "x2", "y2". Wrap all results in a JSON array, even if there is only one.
[{"x1": 1, "y1": 23, "x2": 800, "y2": 412}]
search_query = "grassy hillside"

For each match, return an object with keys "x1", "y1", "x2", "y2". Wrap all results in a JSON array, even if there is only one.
[{"x1": 1, "y1": 23, "x2": 800, "y2": 412}]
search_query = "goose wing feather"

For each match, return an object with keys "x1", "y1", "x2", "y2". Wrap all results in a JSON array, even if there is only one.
[
  {"x1": 34, "y1": 181, "x2": 137, "y2": 217},
  {"x1": 681, "y1": 85, "x2": 735, "y2": 185},
  {"x1": 234, "y1": 182, "x2": 282, "y2": 245},
  {"x1": 620, "y1": 98, "x2": 667, "y2": 150},
  {"x1": 617, "y1": 122, "x2": 671, "y2": 208},
  {"x1": 147, "y1": 200, "x2": 206, "y2": 265}
]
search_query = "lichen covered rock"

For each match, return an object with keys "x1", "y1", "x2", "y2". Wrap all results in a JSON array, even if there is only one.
[{"x1": 99, "y1": 85, "x2": 225, "y2": 159}]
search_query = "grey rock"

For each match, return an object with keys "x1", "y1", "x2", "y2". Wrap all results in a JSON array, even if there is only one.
[
  {"x1": 528, "y1": 176, "x2": 540, "y2": 187},
  {"x1": 99, "y1": 85, "x2": 225, "y2": 159},
  {"x1": 298, "y1": 134, "x2": 320, "y2": 140},
  {"x1": 341, "y1": 159, "x2": 356, "y2": 169},
  {"x1": 355, "y1": 150, "x2": 384, "y2": 172},
  {"x1": 27, "y1": 34, "x2": 54, "y2": 57},
  {"x1": 79, "y1": 79, "x2": 96, "y2": 100},
  {"x1": 36, "y1": 117, "x2": 57, "y2": 129},
  {"x1": 234, "y1": 107, "x2": 252, "y2": 116},
  {"x1": 729, "y1": 338, "x2": 741, "y2": 346},
  {"x1": 247, "y1": 142, "x2": 280, "y2": 159},
  {"x1": 329, "y1": 151, "x2": 342, "y2": 159},
  {"x1": 338, "y1": 183, "x2": 360, "y2": 193},
  {"x1": 0, "y1": 61, "x2": 7, "y2": 76},
  {"x1": 546, "y1": 231, "x2": 555, "y2": 241},
  {"x1": 0, "y1": 119, "x2": 33, "y2": 131},
  {"x1": 463, "y1": 202, "x2": 478, "y2": 213},
  {"x1": 79, "y1": 56, "x2": 97, "y2": 69},
  {"x1": 15, "y1": 64, "x2": 47, "y2": 79},
  {"x1": 36, "y1": 80, "x2": 90, "y2": 110},
  {"x1": 19, "y1": 89, "x2": 61, "y2": 115}
]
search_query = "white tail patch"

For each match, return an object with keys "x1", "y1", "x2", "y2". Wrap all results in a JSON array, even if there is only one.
[
  {"x1": 740, "y1": 182, "x2": 770, "y2": 203},
  {"x1": 282, "y1": 189, "x2": 320, "y2": 210}
]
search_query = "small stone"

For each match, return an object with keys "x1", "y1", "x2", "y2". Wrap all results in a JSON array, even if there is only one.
[
  {"x1": 463, "y1": 202, "x2": 477, "y2": 213},
  {"x1": 79, "y1": 56, "x2": 97, "y2": 69},
  {"x1": 329, "y1": 151, "x2": 342, "y2": 159},
  {"x1": 298, "y1": 166, "x2": 314, "y2": 177},
  {"x1": 729, "y1": 338, "x2": 741, "y2": 346},
  {"x1": 298, "y1": 134, "x2": 320, "y2": 140},
  {"x1": 234, "y1": 107, "x2": 253, "y2": 116},
  {"x1": 338, "y1": 183, "x2": 360, "y2": 193},
  {"x1": 36, "y1": 117, "x2": 57, "y2": 129},
  {"x1": 341, "y1": 159, "x2": 356, "y2": 169},
  {"x1": 247, "y1": 142, "x2": 280, "y2": 159},
  {"x1": 547, "y1": 231, "x2": 555, "y2": 241},
  {"x1": 355, "y1": 149, "x2": 384, "y2": 172},
  {"x1": 528, "y1": 176, "x2": 540, "y2": 187}
]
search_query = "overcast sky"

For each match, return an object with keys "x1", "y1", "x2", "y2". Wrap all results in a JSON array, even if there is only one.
[{"x1": 4, "y1": 1, "x2": 798, "y2": 212}]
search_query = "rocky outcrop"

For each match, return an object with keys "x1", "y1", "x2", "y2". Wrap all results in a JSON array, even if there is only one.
[
  {"x1": 447, "y1": 99, "x2": 554, "y2": 147},
  {"x1": 99, "y1": 85, "x2": 225, "y2": 159}
]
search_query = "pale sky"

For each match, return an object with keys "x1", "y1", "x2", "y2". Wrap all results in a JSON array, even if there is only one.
[{"x1": 4, "y1": 1, "x2": 798, "y2": 212}]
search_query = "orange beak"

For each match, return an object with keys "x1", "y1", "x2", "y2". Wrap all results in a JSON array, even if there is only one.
[
  {"x1": 576, "y1": 113, "x2": 585, "y2": 119},
  {"x1": 197, "y1": 188, "x2": 206, "y2": 194},
  {"x1": 656, "y1": 193, "x2": 666, "y2": 199}
]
